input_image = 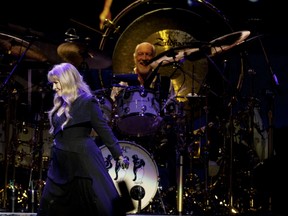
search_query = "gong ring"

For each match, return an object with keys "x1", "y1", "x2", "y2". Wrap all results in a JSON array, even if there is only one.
[{"x1": 100, "y1": 0, "x2": 233, "y2": 99}]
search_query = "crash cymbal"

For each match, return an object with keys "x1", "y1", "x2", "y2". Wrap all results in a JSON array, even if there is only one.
[
  {"x1": 149, "y1": 31, "x2": 251, "y2": 66},
  {"x1": 148, "y1": 41, "x2": 206, "y2": 68},
  {"x1": 57, "y1": 42, "x2": 112, "y2": 69},
  {"x1": 210, "y1": 30, "x2": 250, "y2": 56},
  {"x1": 0, "y1": 33, "x2": 48, "y2": 62}
]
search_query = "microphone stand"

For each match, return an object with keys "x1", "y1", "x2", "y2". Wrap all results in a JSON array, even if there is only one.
[
  {"x1": 144, "y1": 61, "x2": 163, "y2": 89},
  {"x1": 257, "y1": 36, "x2": 278, "y2": 160},
  {"x1": 257, "y1": 35, "x2": 278, "y2": 212}
]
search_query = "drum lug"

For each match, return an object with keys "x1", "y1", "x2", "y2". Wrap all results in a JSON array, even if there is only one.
[
  {"x1": 124, "y1": 107, "x2": 130, "y2": 114},
  {"x1": 140, "y1": 105, "x2": 147, "y2": 114},
  {"x1": 140, "y1": 89, "x2": 147, "y2": 97}
]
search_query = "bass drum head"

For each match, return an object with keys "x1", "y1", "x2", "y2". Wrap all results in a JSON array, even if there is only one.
[
  {"x1": 100, "y1": 141, "x2": 159, "y2": 213},
  {"x1": 100, "y1": 0, "x2": 232, "y2": 99}
]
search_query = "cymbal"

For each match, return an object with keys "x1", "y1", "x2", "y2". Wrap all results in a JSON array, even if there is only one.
[
  {"x1": 148, "y1": 41, "x2": 206, "y2": 68},
  {"x1": 57, "y1": 42, "x2": 112, "y2": 69},
  {"x1": 149, "y1": 31, "x2": 251, "y2": 67},
  {"x1": 0, "y1": 33, "x2": 48, "y2": 62},
  {"x1": 210, "y1": 30, "x2": 250, "y2": 56}
]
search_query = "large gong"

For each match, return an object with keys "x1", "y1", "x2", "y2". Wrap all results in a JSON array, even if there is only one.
[{"x1": 100, "y1": 0, "x2": 232, "y2": 100}]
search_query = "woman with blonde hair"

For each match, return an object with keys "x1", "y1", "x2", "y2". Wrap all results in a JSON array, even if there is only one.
[{"x1": 37, "y1": 62, "x2": 129, "y2": 216}]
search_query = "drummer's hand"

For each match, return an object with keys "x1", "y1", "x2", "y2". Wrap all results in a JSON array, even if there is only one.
[{"x1": 118, "y1": 156, "x2": 129, "y2": 170}]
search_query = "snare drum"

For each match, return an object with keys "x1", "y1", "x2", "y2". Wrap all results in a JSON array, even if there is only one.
[
  {"x1": 100, "y1": 141, "x2": 159, "y2": 213},
  {"x1": 114, "y1": 86, "x2": 162, "y2": 137}
]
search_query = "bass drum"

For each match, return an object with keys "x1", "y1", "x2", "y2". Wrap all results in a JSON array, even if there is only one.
[
  {"x1": 100, "y1": 0, "x2": 232, "y2": 99},
  {"x1": 100, "y1": 141, "x2": 159, "y2": 213}
]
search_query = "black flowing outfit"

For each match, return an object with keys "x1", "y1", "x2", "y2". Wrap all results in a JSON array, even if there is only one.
[{"x1": 37, "y1": 94, "x2": 124, "y2": 216}]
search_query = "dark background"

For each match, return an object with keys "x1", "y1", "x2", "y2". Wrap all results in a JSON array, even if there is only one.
[{"x1": 0, "y1": 0, "x2": 287, "y2": 214}]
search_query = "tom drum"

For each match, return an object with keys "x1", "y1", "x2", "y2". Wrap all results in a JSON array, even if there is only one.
[{"x1": 114, "y1": 86, "x2": 162, "y2": 137}]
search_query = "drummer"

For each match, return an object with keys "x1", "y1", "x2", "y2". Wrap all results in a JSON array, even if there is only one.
[
  {"x1": 111, "y1": 42, "x2": 177, "y2": 191},
  {"x1": 110, "y1": 41, "x2": 171, "y2": 103}
]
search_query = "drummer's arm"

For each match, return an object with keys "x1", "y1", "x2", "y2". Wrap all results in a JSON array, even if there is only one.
[{"x1": 99, "y1": 0, "x2": 113, "y2": 30}]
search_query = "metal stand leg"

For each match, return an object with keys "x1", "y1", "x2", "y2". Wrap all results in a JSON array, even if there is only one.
[{"x1": 177, "y1": 154, "x2": 184, "y2": 214}]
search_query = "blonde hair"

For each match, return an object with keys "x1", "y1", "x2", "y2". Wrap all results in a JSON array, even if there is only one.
[{"x1": 47, "y1": 62, "x2": 92, "y2": 133}]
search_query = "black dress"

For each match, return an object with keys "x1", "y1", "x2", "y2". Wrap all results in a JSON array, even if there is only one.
[{"x1": 37, "y1": 94, "x2": 124, "y2": 216}]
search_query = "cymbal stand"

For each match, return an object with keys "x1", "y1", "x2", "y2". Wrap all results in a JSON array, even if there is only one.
[
  {"x1": 171, "y1": 63, "x2": 215, "y2": 214},
  {"x1": 27, "y1": 95, "x2": 47, "y2": 212},
  {"x1": 199, "y1": 50, "x2": 240, "y2": 214},
  {"x1": 27, "y1": 123, "x2": 44, "y2": 213},
  {"x1": 6, "y1": 118, "x2": 18, "y2": 212},
  {"x1": 227, "y1": 99, "x2": 238, "y2": 215},
  {"x1": 0, "y1": 35, "x2": 36, "y2": 210},
  {"x1": 2, "y1": 85, "x2": 22, "y2": 211},
  {"x1": 187, "y1": 86, "x2": 214, "y2": 214},
  {"x1": 199, "y1": 95, "x2": 212, "y2": 212},
  {"x1": 175, "y1": 116, "x2": 186, "y2": 214}
]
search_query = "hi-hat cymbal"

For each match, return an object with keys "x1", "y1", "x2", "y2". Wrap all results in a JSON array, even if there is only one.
[
  {"x1": 0, "y1": 33, "x2": 48, "y2": 62},
  {"x1": 57, "y1": 42, "x2": 112, "y2": 69}
]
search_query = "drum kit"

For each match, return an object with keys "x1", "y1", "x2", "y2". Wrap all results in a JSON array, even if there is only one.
[{"x1": 0, "y1": 0, "x2": 270, "y2": 215}]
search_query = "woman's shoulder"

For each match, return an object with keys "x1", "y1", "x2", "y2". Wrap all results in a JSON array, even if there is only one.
[
  {"x1": 72, "y1": 94, "x2": 98, "y2": 110},
  {"x1": 77, "y1": 93, "x2": 97, "y2": 103}
]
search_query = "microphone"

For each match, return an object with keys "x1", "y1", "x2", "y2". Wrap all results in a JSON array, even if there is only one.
[{"x1": 144, "y1": 61, "x2": 163, "y2": 88}]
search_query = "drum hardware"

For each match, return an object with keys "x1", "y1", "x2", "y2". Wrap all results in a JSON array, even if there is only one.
[
  {"x1": 130, "y1": 185, "x2": 145, "y2": 213},
  {"x1": 103, "y1": 19, "x2": 120, "y2": 34},
  {"x1": 5, "y1": 180, "x2": 28, "y2": 212},
  {"x1": 57, "y1": 38, "x2": 112, "y2": 70},
  {"x1": 208, "y1": 100, "x2": 267, "y2": 214},
  {"x1": 28, "y1": 118, "x2": 51, "y2": 212},
  {"x1": 1, "y1": 70, "x2": 27, "y2": 210},
  {"x1": 143, "y1": 61, "x2": 163, "y2": 89},
  {"x1": 94, "y1": 90, "x2": 113, "y2": 125},
  {"x1": 69, "y1": 19, "x2": 104, "y2": 36},
  {"x1": 0, "y1": 32, "x2": 48, "y2": 63},
  {"x1": 176, "y1": 152, "x2": 184, "y2": 213},
  {"x1": 97, "y1": 0, "x2": 259, "y2": 214}
]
